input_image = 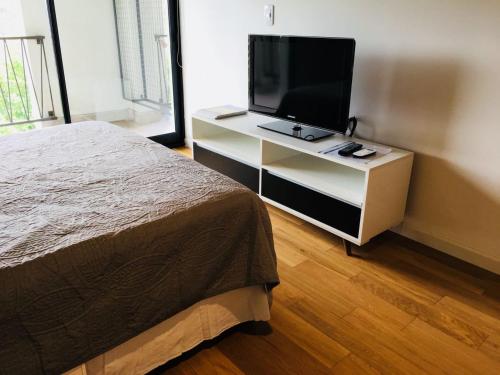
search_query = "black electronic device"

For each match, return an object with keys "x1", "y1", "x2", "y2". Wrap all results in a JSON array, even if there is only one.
[
  {"x1": 249, "y1": 35, "x2": 356, "y2": 141},
  {"x1": 338, "y1": 142, "x2": 363, "y2": 156}
]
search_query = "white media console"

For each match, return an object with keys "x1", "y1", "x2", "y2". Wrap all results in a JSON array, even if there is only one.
[{"x1": 192, "y1": 111, "x2": 414, "y2": 255}]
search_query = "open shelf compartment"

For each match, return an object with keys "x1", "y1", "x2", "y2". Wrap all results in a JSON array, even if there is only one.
[
  {"x1": 262, "y1": 141, "x2": 366, "y2": 207},
  {"x1": 192, "y1": 118, "x2": 260, "y2": 167}
]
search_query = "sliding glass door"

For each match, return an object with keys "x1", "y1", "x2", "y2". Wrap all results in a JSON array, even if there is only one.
[
  {"x1": 54, "y1": 0, "x2": 184, "y2": 146},
  {"x1": 113, "y1": 0, "x2": 184, "y2": 146},
  {"x1": 0, "y1": 0, "x2": 183, "y2": 146}
]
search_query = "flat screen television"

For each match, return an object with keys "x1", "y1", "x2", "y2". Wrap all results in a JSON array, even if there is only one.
[{"x1": 249, "y1": 35, "x2": 355, "y2": 141}]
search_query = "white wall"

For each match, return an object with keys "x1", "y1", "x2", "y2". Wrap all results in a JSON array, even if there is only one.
[
  {"x1": 0, "y1": 0, "x2": 26, "y2": 35},
  {"x1": 20, "y1": 0, "x2": 129, "y2": 120},
  {"x1": 180, "y1": 0, "x2": 500, "y2": 273}
]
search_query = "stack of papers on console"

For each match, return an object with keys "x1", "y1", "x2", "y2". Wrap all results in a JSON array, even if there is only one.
[{"x1": 319, "y1": 142, "x2": 392, "y2": 164}]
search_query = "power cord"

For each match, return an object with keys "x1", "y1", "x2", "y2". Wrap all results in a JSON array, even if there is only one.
[{"x1": 347, "y1": 116, "x2": 358, "y2": 137}]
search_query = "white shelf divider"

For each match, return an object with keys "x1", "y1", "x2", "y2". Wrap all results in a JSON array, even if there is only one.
[
  {"x1": 263, "y1": 154, "x2": 366, "y2": 207},
  {"x1": 195, "y1": 132, "x2": 260, "y2": 167}
]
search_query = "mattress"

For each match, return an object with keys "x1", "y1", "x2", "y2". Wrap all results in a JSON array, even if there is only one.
[
  {"x1": 0, "y1": 122, "x2": 279, "y2": 374},
  {"x1": 64, "y1": 286, "x2": 270, "y2": 375}
]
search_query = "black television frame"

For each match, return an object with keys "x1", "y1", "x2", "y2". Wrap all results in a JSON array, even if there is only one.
[{"x1": 248, "y1": 34, "x2": 356, "y2": 135}]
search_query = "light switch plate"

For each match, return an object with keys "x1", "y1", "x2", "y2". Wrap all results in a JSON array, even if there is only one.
[{"x1": 264, "y1": 5, "x2": 274, "y2": 26}]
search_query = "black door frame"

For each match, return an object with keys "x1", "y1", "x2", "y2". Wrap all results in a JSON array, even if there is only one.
[
  {"x1": 45, "y1": 0, "x2": 70, "y2": 124},
  {"x1": 148, "y1": 0, "x2": 185, "y2": 148},
  {"x1": 45, "y1": 0, "x2": 185, "y2": 148}
]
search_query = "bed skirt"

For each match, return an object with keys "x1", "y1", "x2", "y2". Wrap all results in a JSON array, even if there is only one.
[{"x1": 64, "y1": 286, "x2": 270, "y2": 375}]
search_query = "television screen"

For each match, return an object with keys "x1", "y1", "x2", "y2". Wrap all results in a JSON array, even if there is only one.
[{"x1": 249, "y1": 35, "x2": 355, "y2": 134}]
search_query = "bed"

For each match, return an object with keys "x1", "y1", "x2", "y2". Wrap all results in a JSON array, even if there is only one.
[{"x1": 0, "y1": 122, "x2": 279, "y2": 374}]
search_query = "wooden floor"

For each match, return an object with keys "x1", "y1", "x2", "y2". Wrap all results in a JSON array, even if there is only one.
[{"x1": 160, "y1": 147, "x2": 500, "y2": 374}]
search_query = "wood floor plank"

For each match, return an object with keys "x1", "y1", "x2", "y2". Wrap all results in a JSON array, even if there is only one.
[
  {"x1": 350, "y1": 271, "x2": 490, "y2": 348},
  {"x1": 270, "y1": 212, "x2": 363, "y2": 279},
  {"x1": 343, "y1": 308, "x2": 446, "y2": 374},
  {"x1": 270, "y1": 300, "x2": 350, "y2": 368},
  {"x1": 291, "y1": 260, "x2": 415, "y2": 329},
  {"x1": 180, "y1": 347, "x2": 244, "y2": 375},
  {"x1": 277, "y1": 259, "x2": 356, "y2": 318},
  {"x1": 445, "y1": 291, "x2": 500, "y2": 324},
  {"x1": 378, "y1": 243, "x2": 487, "y2": 295},
  {"x1": 270, "y1": 213, "x2": 340, "y2": 254},
  {"x1": 266, "y1": 203, "x2": 305, "y2": 227},
  {"x1": 403, "y1": 318, "x2": 500, "y2": 375},
  {"x1": 364, "y1": 244, "x2": 500, "y2": 319},
  {"x1": 332, "y1": 354, "x2": 381, "y2": 375},
  {"x1": 161, "y1": 363, "x2": 193, "y2": 375},
  {"x1": 480, "y1": 335, "x2": 500, "y2": 363},
  {"x1": 437, "y1": 296, "x2": 500, "y2": 337},
  {"x1": 382, "y1": 255, "x2": 487, "y2": 300},
  {"x1": 273, "y1": 264, "x2": 426, "y2": 373},
  {"x1": 349, "y1": 271, "x2": 438, "y2": 314},
  {"x1": 287, "y1": 296, "x2": 426, "y2": 374},
  {"x1": 273, "y1": 237, "x2": 308, "y2": 267},
  {"x1": 272, "y1": 269, "x2": 307, "y2": 307},
  {"x1": 484, "y1": 279, "x2": 500, "y2": 300},
  {"x1": 350, "y1": 256, "x2": 444, "y2": 304},
  {"x1": 216, "y1": 327, "x2": 332, "y2": 375},
  {"x1": 175, "y1": 146, "x2": 193, "y2": 159}
]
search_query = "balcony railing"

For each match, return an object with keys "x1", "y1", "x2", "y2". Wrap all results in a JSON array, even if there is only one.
[{"x1": 0, "y1": 36, "x2": 57, "y2": 128}]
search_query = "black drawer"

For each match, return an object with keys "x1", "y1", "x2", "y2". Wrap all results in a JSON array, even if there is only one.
[
  {"x1": 261, "y1": 169, "x2": 361, "y2": 237},
  {"x1": 193, "y1": 142, "x2": 259, "y2": 193}
]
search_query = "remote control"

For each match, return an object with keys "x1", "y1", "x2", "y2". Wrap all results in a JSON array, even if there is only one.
[
  {"x1": 353, "y1": 148, "x2": 376, "y2": 158},
  {"x1": 338, "y1": 142, "x2": 363, "y2": 156}
]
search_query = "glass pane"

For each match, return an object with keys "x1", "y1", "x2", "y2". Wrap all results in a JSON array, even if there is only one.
[
  {"x1": 55, "y1": 0, "x2": 176, "y2": 138},
  {"x1": 0, "y1": 0, "x2": 64, "y2": 136}
]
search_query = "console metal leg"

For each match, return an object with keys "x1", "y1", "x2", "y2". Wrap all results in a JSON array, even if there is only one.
[{"x1": 343, "y1": 239, "x2": 352, "y2": 256}]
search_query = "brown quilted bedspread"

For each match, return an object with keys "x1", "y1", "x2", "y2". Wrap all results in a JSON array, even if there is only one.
[{"x1": 0, "y1": 122, "x2": 278, "y2": 374}]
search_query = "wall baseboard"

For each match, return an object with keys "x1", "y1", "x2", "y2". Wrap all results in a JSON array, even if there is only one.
[
  {"x1": 129, "y1": 108, "x2": 163, "y2": 124},
  {"x1": 76, "y1": 107, "x2": 164, "y2": 125},
  {"x1": 393, "y1": 226, "x2": 500, "y2": 275},
  {"x1": 75, "y1": 109, "x2": 130, "y2": 123},
  {"x1": 94, "y1": 109, "x2": 130, "y2": 122}
]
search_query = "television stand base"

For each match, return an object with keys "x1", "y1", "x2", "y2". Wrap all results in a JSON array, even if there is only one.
[
  {"x1": 343, "y1": 239, "x2": 352, "y2": 256},
  {"x1": 192, "y1": 110, "x2": 414, "y2": 256},
  {"x1": 258, "y1": 119, "x2": 334, "y2": 142}
]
